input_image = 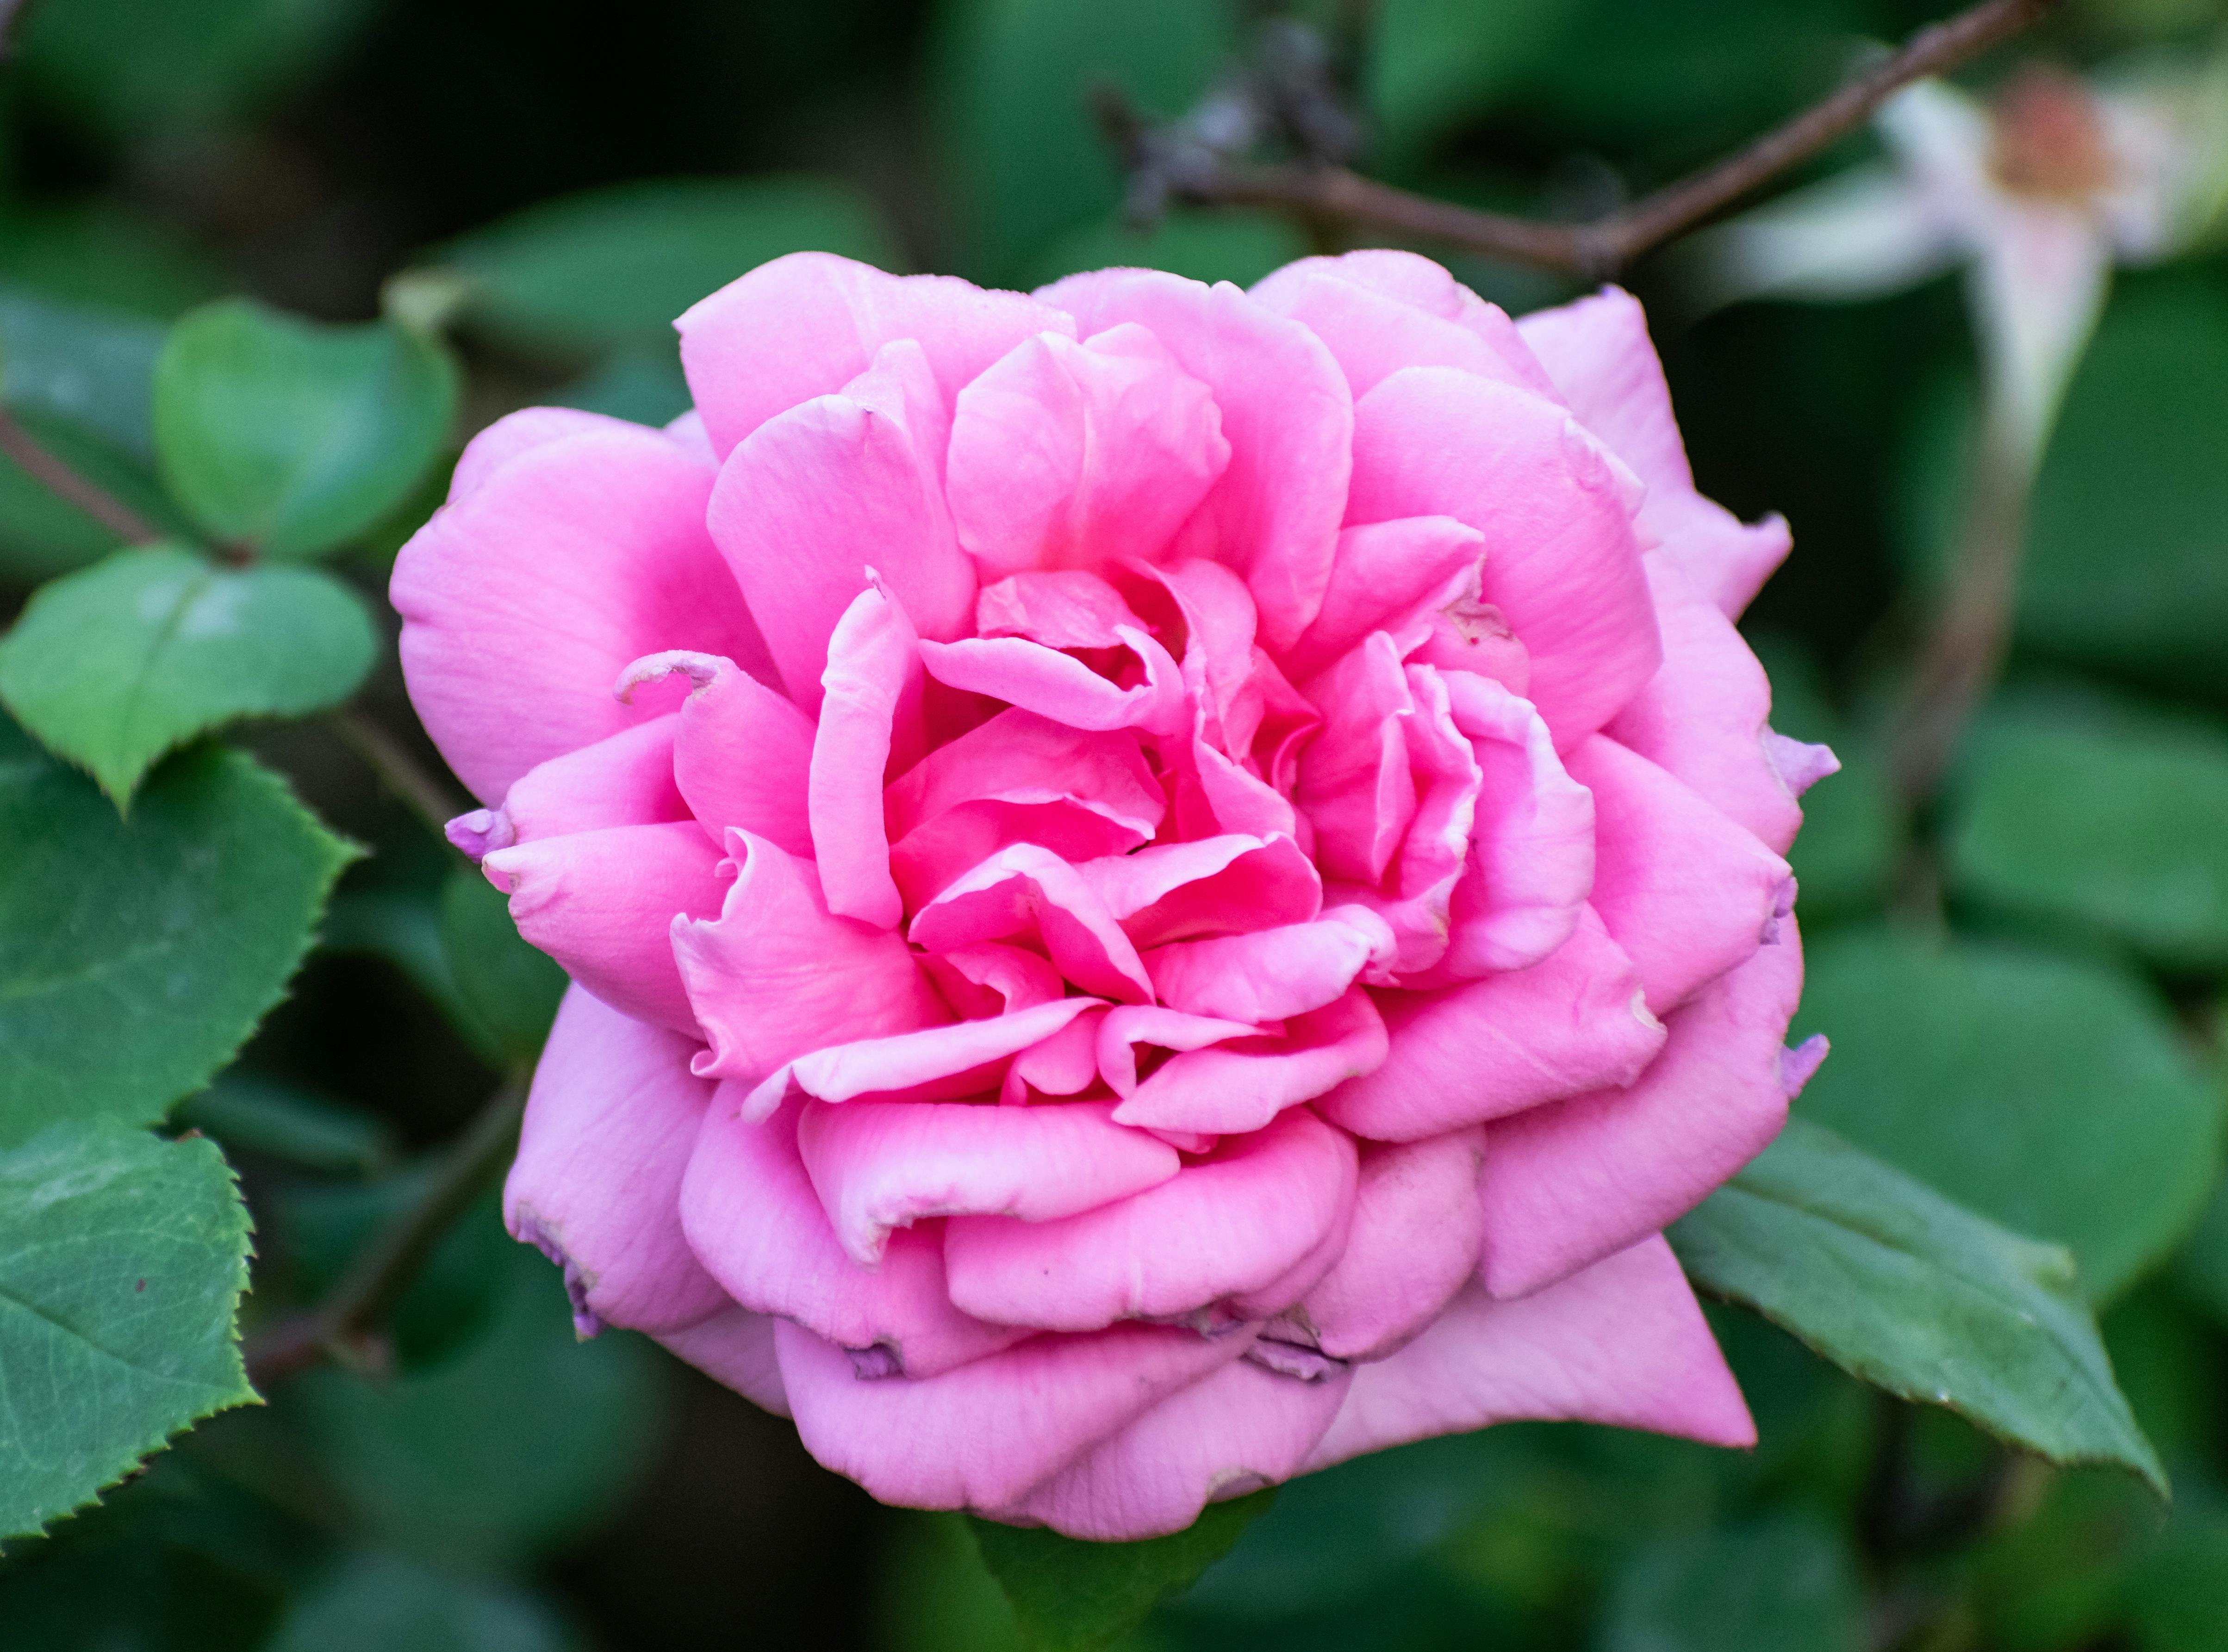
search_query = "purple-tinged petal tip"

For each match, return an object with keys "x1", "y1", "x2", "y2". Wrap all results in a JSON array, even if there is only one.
[
  {"x1": 1762, "y1": 729, "x2": 1841, "y2": 798},
  {"x1": 1780, "y1": 1034, "x2": 1829, "y2": 1099},
  {"x1": 446, "y1": 807, "x2": 515, "y2": 862}
]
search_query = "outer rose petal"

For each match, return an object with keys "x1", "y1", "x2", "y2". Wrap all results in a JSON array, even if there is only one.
[
  {"x1": 1317, "y1": 907, "x2": 1664, "y2": 1143},
  {"x1": 673, "y1": 831, "x2": 948, "y2": 1087},
  {"x1": 392, "y1": 424, "x2": 764, "y2": 803},
  {"x1": 997, "y1": 1357, "x2": 1352, "y2": 1540},
  {"x1": 1035, "y1": 271, "x2": 1352, "y2": 651},
  {"x1": 1301, "y1": 1128, "x2": 1487, "y2": 1362},
  {"x1": 504, "y1": 985, "x2": 732, "y2": 1335},
  {"x1": 1258, "y1": 250, "x2": 1560, "y2": 399},
  {"x1": 1306, "y1": 1236, "x2": 1755, "y2": 1470},
  {"x1": 483, "y1": 821, "x2": 725, "y2": 1036},
  {"x1": 1477, "y1": 916, "x2": 1812, "y2": 1298},
  {"x1": 656, "y1": 1307, "x2": 789, "y2": 1417},
  {"x1": 678, "y1": 251, "x2": 1074, "y2": 459},
  {"x1": 1251, "y1": 263, "x2": 1545, "y2": 399},
  {"x1": 445, "y1": 406, "x2": 676, "y2": 505},
  {"x1": 943, "y1": 1107, "x2": 1359, "y2": 1332},
  {"x1": 774, "y1": 1317, "x2": 1251, "y2": 1514},
  {"x1": 682, "y1": 1092, "x2": 1023, "y2": 1377},
  {"x1": 796, "y1": 1098, "x2": 1181, "y2": 1265},
  {"x1": 450, "y1": 714, "x2": 685, "y2": 859},
  {"x1": 619, "y1": 651, "x2": 815, "y2": 857},
  {"x1": 1346, "y1": 366, "x2": 1659, "y2": 750}
]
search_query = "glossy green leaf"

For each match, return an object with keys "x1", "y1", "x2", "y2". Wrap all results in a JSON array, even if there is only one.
[
  {"x1": 0, "y1": 545, "x2": 377, "y2": 802},
  {"x1": 1947, "y1": 711, "x2": 2228, "y2": 971},
  {"x1": 1792, "y1": 929, "x2": 2222, "y2": 1302},
  {"x1": 1671, "y1": 1117, "x2": 2166, "y2": 1495},
  {"x1": 265, "y1": 1553, "x2": 582, "y2": 1652},
  {"x1": 0, "y1": 284, "x2": 164, "y2": 459},
  {"x1": 438, "y1": 175, "x2": 902, "y2": 355},
  {"x1": 153, "y1": 299, "x2": 459, "y2": 559},
  {"x1": 2171, "y1": 1178, "x2": 2228, "y2": 1329},
  {"x1": 174, "y1": 1072, "x2": 396, "y2": 1177},
  {"x1": 440, "y1": 866, "x2": 568, "y2": 1071},
  {"x1": 0, "y1": 1121, "x2": 256, "y2": 1539},
  {"x1": 1365, "y1": 0, "x2": 1583, "y2": 164},
  {"x1": 1598, "y1": 1515, "x2": 1864, "y2": 1652},
  {"x1": 0, "y1": 734, "x2": 357, "y2": 1148},
  {"x1": 967, "y1": 1490, "x2": 1273, "y2": 1652},
  {"x1": 0, "y1": 411, "x2": 184, "y2": 585}
]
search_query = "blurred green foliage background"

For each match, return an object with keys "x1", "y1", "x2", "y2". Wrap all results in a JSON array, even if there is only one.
[{"x1": 1, "y1": 0, "x2": 2226, "y2": 1646}]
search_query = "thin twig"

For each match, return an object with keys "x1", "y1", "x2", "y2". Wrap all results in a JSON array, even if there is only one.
[
  {"x1": 1157, "y1": 0, "x2": 2057, "y2": 276},
  {"x1": 328, "y1": 708, "x2": 467, "y2": 841},
  {"x1": 0, "y1": 410, "x2": 162, "y2": 545},
  {"x1": 244, "y1": 1079, "x2": 527, "y2": 1386}
]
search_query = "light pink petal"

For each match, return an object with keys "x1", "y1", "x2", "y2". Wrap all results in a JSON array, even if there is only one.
[
  {"x1": 706, "y1": 340, "x2": 973, "y2": 712},
  {"x1": 910, "y1": 843, "x2": 1153, "y2": 1003},
  {"x1": 1301, "y1": 1130, "x2": 1487, "y2": 1362},
  {"x1": 1296, "y1": 633, "x2": 1417, "y2": 886},
  {"x1": 1080, "y1": 833, "x2": 1322, "y2": 947},
  {"x1": 1346, "y1": 366, "x2": 1659, "y2": 750},
  {"x1": 1607, "y1": 555, "x2": 1817, "y2": 855},
  {"x1": 673, "y1": 830, "x2": 948, "y2": 1087},
  {"x1": 997, "y1": 1356, "x2": 1351, "y2": 1540},
  {"x1": 655, "y1": 1306, "x2": 789, "y2": 1417},
  {"x1": 448, "y1": 405, "x2": 703, "y2": 505},
  {"x1": 682, "y1": 1094, "x2": 1022, "y2": 1377},
  {"x1": 662, "y1": 408, "x2": 716, "y2": 466},
  {"x1": 1649, "y1": 493, "x2": 1794, "y2": 623},
  {"x1": 392, "y1": 424, "x2": 762, "y2": 802},
  {"x1": 1035, "y1": 271, "x2": 1352, "y2": 651},
  {"x1": 482, "y1": 821, "x2": 724, "y2": 1035},
  {"x1": 1317, "y1": 906, "x2": 1664, "y2": 1143},
  {"x1": 944, "y1": 1108, "x2": 1359, "y2": 1332},
  {"x1": 1282, "y1": 516, "x2": 1485, "y2": 683},
  {"x1": 918, "y1": 943, "x2": 1064, "y2": 1019},
  {"x1": 1111, "y1": 989, "x2": 1388, "y2": 1136},
  {"x1": 1477, "y1": 917, "x2": 1808, "y2": 1298},
  {"x1": 1096, "y1": 1005, "x2": 1267, "y2": 1096},
  {"x1": 451, "y1": 714, "x2": 686, "y2": 861},
  {"x1": 1307, "y1": 1236, "x2": 1754, "y2": 1470},
  {"x1": 775, "y1": 1316, "x2": 1247, "y2": 1512},
  {"x1": 1008, "y1": 1005, "x2": 1106, "y2": 1099},
  {"x1": 620, "y1": 650, "x2": 815, "y2": 857},
  {"x1": 917, "y1": 631, "x2": 1186, "y2": 736},
  {"x1": 1254, "y1": 251, "x2": 1561, "y2": 399},
  {"x1": 974, "y1": 569, "x2": 1143, "y2": 646},
  {"x1": 678, "y1": 251, "x2": 1073, "y2": 458},
  {"x1": 1514, "y1": 287, "x2": 1693, "y2": 505},
  {"x1": 947, "y1": 323, "x2": 1230, "y2": 579},
  {"x1": 1425, "y1": 671, "x2": 1595, "y2": 980},
  {"x1": 1144, "y1": 916, "x2": 1382, "y2": 1023},
  {"x1": 1252, "y1": 264, "x2": 1546, "y2": 399},
  {"x1": 797, "y1": 1098, "x2": 1182, "y2": 1266},
  {"x1": 1568, "y1": 735, "x2": 1791, "y2": 1014},
  {"x1": 810, "y1": 583, "x2": 921, "y2": 929},
  {"x1": 504, "y1": 985, "x2": 730, "y2": 1335},
  {"x1": 745, "y1": 998, "x2": 1103, "y2": 1122}
]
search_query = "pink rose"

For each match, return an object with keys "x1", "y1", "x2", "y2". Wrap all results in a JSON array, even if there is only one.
[{"x1": 392, "y1": 249, "x2": 1833, "y2": 1540}]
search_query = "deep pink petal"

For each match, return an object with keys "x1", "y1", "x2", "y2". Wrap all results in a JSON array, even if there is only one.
[
  {"x1": 744, "y1": 998, "x2": 1104, "y2": 1122},
  {"x1": 1282, "y1": 516, "x2": 1485, "y2": 683},
  {"x1": 449, "y1": 714, "x2": 686, "y2": 860},
  {"x1": 504, "y1": 985, "x2": 731, "y2": 1335},
  {"x1": 1296, "y1": 633, "x2": 1417, "y2": 886},
  {"x1": 1096, "y1": 1005, "x2": 1267, "y2": 1097},
  {"x1": 918, "y1": 633, "x2": 1186, "y2": 736},
  {"x1": 620, "y1": 651, "x2": 816, "y2": 857},
  {"x1": 681, "y1": 1093, "x2": 1022, "y2": 1377},
  {"x1": 996, "y1": 1357, "x2": 1351, "y2": 1540},
  {"x1": 974, "y1": 569, "x2": 1145, "y2": 646},
  {"x1": 1307, "y1": 1236, "x2": 1754, "y2": 1470},
  {"x1": 1568, "y1": 734, "x2": 1791, "y2": 1014},
  {"x1": 673, "y1": 830, "x2": 948, "y2": 1087},
  {"x1": 918, "y1": 943, "x2": 1064, "y2": 1018},
  {"x1": 392, "y1": 424, "x2": 762, "y2": 802},
  {"x1": 944, "y1": 1107, "x2": 1359, "y2": 1332},
  {"x1": 1254, "y1": 250, "x2": 1560, "y2": 398},
  {"x1": 1143, "y1": 915, "x2": 1384, "y2": 1023},
  {"x1": 1110, "y1": 989, "x2": 1388, "y2": 1136},
  {"x1": 797, "y1": 1098, "x2": 1182, "y2": 1265},
  {"x1": 655, "y1": 1306, "x2": 789, "y2": 1417},
  {"x1": 1476, "y1": 917, "x2": 1809, "y2": 1298},
  {"x1": 1035, "y1": 271, "x2": 1352, "y2": 651},
  {"x1": 1316, "y1": 907, "x2": 1664, "y2": 1143},
  {"x1": 775, "y1": 1316, "x2": 1248, "y2": 1512},
  {"x1": 1345, "y1": 366, "x2": 1659, "y2": 750},
  {"x1": 1079, "y1": 833, "x2": 1322, "y2": 947},
  {"x1": 810, "y1": 583, "x2": 923, "y2": 929},
  {"x1": 482, "y1": 821, "x2": 725, "y2": 1035},
  {"x1": 910, "y1": 843, "x2": 1153, "y2": 1003},
  {"x1": 678, "y1": 251, "x2": 1072, "y2": 458},
  {"x1": 1301, "y1": 1129, "x2": 1487, "y2": 1362}
]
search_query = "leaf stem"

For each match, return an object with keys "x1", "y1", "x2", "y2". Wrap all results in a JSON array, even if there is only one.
[
  {"x1": 1129, "y1": 0, "x2": 2057, "y2": 277},
  {"x1": 327, "y1": 707, "x2": 467, "y2": 843},
  {"x1": 243, "y1": 1077, "x2": 527, "y2": 1386},
  {"x1": 0, "y1": 409, "x2": 163, "y2": 546}
]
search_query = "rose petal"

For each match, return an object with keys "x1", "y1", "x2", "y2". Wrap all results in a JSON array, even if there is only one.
[
  {"x1": 910, "y1": 842, "x2": 1153, "y2": 1004},
  {"x1": 1301, "y1": 1128, "x2": 1488, "y2": 1361},
  {"x1": 620, "y1": 650, "x2": 816, "y2": 857},
  {"x1": 1110, "y1": 988, "x2": 1389, "y2": 1136},
  {"x1": 655, "y1": 1306, "x2": 789, "y2": 1417},
  {"x1": 810, "y1": 583, "x2": 923, "y2": 929}
]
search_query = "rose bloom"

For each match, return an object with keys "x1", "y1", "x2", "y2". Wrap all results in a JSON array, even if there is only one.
[{"x1": 392, "y1": 248, "x2": 1833, "y2": 1541}]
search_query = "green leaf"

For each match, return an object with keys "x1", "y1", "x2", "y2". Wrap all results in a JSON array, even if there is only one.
[
  {"x1": 293, "y1": 1239, "x2": 665, "y2": 1565},
  {"x1": 436, "y1": 175, "x2": 903, "y2": 356},
  {"x1": 2171, "y1": 1176, "x2": 2228, "y2": 1329},
  {"x1": 552, "y1": 342, "x2": 693, "y2": 427},
  {"x1": 0, "y1": 200, "x2": 231, "y2": 320},
  {"x1": 0, "y1": 412, "x2": 186, "y2": 586},
  {"x1": 1670, "y1": 1116, "x2": 2166, "y2": 1495},
  {"x1": 174, "y1": 1072, "x2": 395, "y2": 1177},
  {"x1": 264, "y1": 1553, "x2": 583, "y2": 1652},
  {"x1": 1365, "y1": 0, "x2": 1584, "y2": 165},
  {"x1": 1947, "y1": 710, "x2": 2228, "y2": 972},
  {"x1": 0, "y1": 738, "x2": 358, "y2": 1148},
  {"x1": 966, "y1": 1490, "x2": 1273, "y2": 1652},
  {"x1": 153, "y1": 299, "x2": 459, "y2": 559},
  {"x1": 319, "y1": 884, "x2": 504, "y2": 1068},
  {"x1": 0, "y1": 1120, "x2": 256, "y2": 1539},
  {"x1": 0, "y1": 545, "x2": 378, "y2": 802},
  {"x1": 1792, "y1": 928, "x2": 2223, "y2": 1302},
  {"x1": 440, "y1": 865, "x2": 568, "y2": 1071},
  {"x1": 1598, "y1": 1514, "x2": 1865, "y2": 1652},
  {"x1": 0, "y1": 283, "x2": 165, "y2": 459}
]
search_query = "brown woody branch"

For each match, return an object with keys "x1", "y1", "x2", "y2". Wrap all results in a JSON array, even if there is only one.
[
  {"x1": 328, "y1": 707, "x2": 469, "y2": 843},
  {"x1": 1132, "y1": 0, "x2": 2056, "y2": 277}
]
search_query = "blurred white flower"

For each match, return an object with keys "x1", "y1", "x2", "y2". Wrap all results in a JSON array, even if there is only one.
[{"x1": 1689, "y1": 48, "x2": 2228, "y2": 470}]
